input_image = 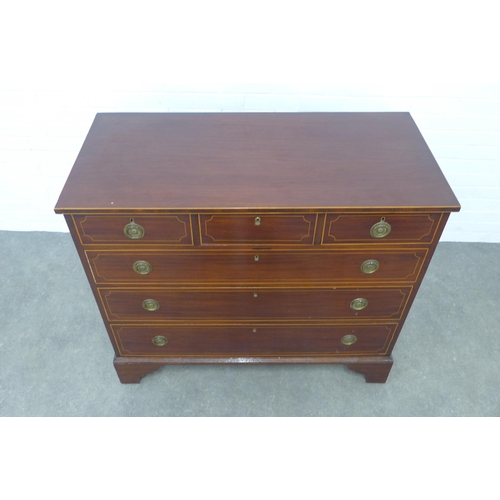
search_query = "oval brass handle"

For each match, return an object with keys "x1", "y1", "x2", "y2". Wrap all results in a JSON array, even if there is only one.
[
  {"x1": 255, "y1": 217, "x2": 261, "y2": 226},
  {"x1": 350, "y1": 298, "x2": 368, "y2": 310},
  {"x1": 341, "y1": 334, "x2": 357, "y2": 346},
  {"x1": 133, "y1": 260, "x2": 152, "y2": 275},
  {"x1": 370, "y1": 217, "x2": 391, "y2": 238},
  {"x1": 361, "y1": 259, "x2": 380, "y2": 274},
  {"x1": 152, "y1": 335, "x2": 168, "y2": 346},
  {"x1": 124, "y1": 218, "x2": 145, "y2": 239},
  {"x1": 142, "y1": 299, "x2": 160, "y2": 311}
]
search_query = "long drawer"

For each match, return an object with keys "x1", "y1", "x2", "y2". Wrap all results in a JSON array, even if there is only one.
[
  {"x1": 99, "y1": 287, "x2": 412, "y2": 321},
  {"x1": 86, "y1": 249, "x2": 428, "y2": 285},
  {"x1": 111, "y1": 323, "x2": 398, "y2": 357}
]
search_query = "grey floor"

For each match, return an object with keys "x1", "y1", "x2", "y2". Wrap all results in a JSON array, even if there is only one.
[{"x1": 0, "y1": 230, "x2": 498, "y2": 416}]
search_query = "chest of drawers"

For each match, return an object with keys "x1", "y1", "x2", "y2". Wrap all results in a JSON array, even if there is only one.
[{"x1": 55, "y1": 112, "x2": 460, "y2": 383}]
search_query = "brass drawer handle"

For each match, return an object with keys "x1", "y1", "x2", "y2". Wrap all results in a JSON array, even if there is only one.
[
  {"x1": 361, "y1": 259, "x2": 380, "y2": 274},
  {"x1": 152, "y1": 335, "x2": 168, "y2": 346},
  {"x1": 133, "y1": 260, "x2": 152, "y2": 275},
  {"x1": 255, "y1": 217, "x2": 261, "y2": 226},
  {"x1": 341, "y1": 334, "x2": 357, "y2": 346},
  {"x1": 142, "y1": 299, "x2": 160, "y2": 311},
  {"x1": 124, "y1": 218, "x2": 145, "y2": 239},
  {"x1": 370, "y1": 217, "x2": 391, "y2": 238},
  {"x1": 350, "y1": 298, "x2": 368, "y2": 310}
]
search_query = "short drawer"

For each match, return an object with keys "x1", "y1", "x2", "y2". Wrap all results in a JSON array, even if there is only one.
[
  {"x1": 99, "y1": 287, "x2": 412, "y2": 321},
  {"x1": 111, "y1": 323, "x2": 398, "y2": 357},
  {"x1": 86, "y1": 249, "x2": 427, "y2": 285},
  {"x1": 73, "y1": 214, "x2": 192, "y2": 245},
  {"x1": 322, "y1": 213, "x2": 441, "y2": 244},
  {"x1": 199, "y1": 214, "x2": 316, "y2": 244}
]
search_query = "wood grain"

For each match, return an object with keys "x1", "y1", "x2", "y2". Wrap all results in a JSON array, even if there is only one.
[
  {"x1": 200, "y1": 213, "x2": 316, "y2": 244},
  {"x1": 113, "y1": 354, "x2": 394, "y2": 383},
  {"x1": 100, "y1": 287, "x2": 411, "y2": 321},
  {"x1": 86, "y1": 249, "x2": 427, "y2": 285},
  {"x1": 55, "y1": 113, "x2": 460, "y2": 384},
  {"x1": 55, "y1": 113, "x2": 460, "y2": 213},
  {"x1": 323, "y1": 213, "x2": 441, "y2": 243},
  {"x1": 73, "y1": 214, "x2": 192, "y2": 245},
  {"x1": 112, "y1": 324, "x2": 396, "y2": 357}
]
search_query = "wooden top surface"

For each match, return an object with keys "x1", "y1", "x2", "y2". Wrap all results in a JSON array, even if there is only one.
[{"x1": 55, "y1": 112, "x2": 460, "y2": 213}]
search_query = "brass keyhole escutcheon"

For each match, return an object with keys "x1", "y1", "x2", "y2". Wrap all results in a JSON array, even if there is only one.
[
  {"x1": 254, "y1": 255, "x2": 260, "y2": 261},
  {"x1": 341, "y1": 334, "x2": 357, "y2": 346},
  {"x1": 255, "y1": 217, "x2": 261, "y2": 226},
  {"x1": 152, "y1": 335, "x2": 168, "y2": 346},
  {"x1": 370, "y1": 217, "x2": 391, "y2": 238},
  {"x1": 133, "y1": 260, "x2": 152, "y2": 275},
  {"x1": 350, "y1": 298, "x2": 368, "y2": 310},
  {"x1": 142, "y1": 299, "x2": 160, "y2": 311},
  {"x1": 361, "y1": 259, "x2": 380, "y2": 274},
  {"x1": 124, "y1": 218, "x2": 145, "y2": 239},
  {"x1": 253, "y1": 292, "x2": 258, "y2": 298}
]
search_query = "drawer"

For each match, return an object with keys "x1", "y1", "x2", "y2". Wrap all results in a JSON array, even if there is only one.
[
  {"x1": 199, "y1": 214, "x2": 317, "y2": 244},
  {"x1": 322, "y1": 213, "x2": 441, "y2": 244},
  {"x1": 111, "y1": 323, "x2": 398, "y2": 357},
  {"x1": 99, "y1": 287, "x2": 412, "y2": 321},
  {"x1": 87, "y1": 249, "x2": 427, "y2": 285},
  {"x1": 73, "y1": 214, "x2": 192, "y2": 245}
]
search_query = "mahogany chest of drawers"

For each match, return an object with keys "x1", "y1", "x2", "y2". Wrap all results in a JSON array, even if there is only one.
[{"x1": 55, "y1": 112, "x2": 460, "y2": 383}]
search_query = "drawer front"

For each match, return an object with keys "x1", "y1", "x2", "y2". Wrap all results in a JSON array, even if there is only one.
[
  {"x1": 199, "y1": 214, "x2": 316, "y2": 244},
  {"x1": 323, "y1": 213, "x2": 441, "y2": 244},
  {"x1": 99, "y1": 287, "x2": 411, "y2": 321},
  {"x1": 111, "y1": 323, "x2": 397, "y2": 357},
  {"x1": 87, "y1": 249, "x2": 427, "y2": 285},
  {"x1": 73, "y1": 214, "x2": 192, "y2": 245}
]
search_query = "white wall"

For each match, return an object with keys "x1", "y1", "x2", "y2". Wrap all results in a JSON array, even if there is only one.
[{"x1": 1, "y1": 2, "x2": 499, "y2": 242}]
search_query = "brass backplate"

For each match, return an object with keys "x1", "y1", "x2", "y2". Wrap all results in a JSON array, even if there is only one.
[
  {"x1": 124, "y1": 219, "x2": 145, "y2": 239},
  {"x1": 142, "y1": 299, "x2": 160, "y2": 311},
  {"x1": 350, "y1": 298, "x2": 368, "y2": 310},
  {"x1": 361, "y1": 259, "x2": 380, "y2": 274},
  {"x1": 370, "y1": 218, "x2": 391, "y2": 238},
  {"x1": 133, "y1": 260, "x2": 152, "y2": 275},
  {"x1": 152, "y1": 335, "x2": 168, "y2": 346},
  {"x1": 341, "y1": 334, "x2": 357, "y2": 346}
]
